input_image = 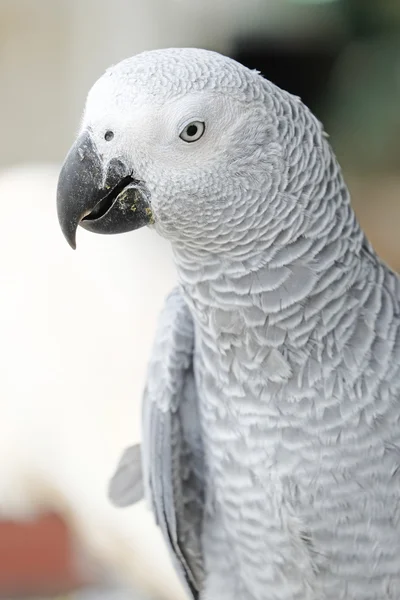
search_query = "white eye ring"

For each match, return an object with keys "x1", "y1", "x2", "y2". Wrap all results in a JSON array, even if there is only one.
[{"x1": 179, "y1": 121, "x2": 205, "y2": 143}]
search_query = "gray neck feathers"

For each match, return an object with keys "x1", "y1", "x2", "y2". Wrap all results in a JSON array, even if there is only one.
[
  {"x1": 172, "y1": 138, "x2": 400, "y2": 421},
  {"x1": 174, "y1": 153, "x2": 367, "y2": 326}
]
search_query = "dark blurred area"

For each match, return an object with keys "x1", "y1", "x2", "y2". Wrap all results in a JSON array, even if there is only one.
[
  {"x1": 234, "y1": 0, "x2": 400, "y2": 164},
  {"x1": 235, "y1": 38, "x2": 340, "y2": 116}
]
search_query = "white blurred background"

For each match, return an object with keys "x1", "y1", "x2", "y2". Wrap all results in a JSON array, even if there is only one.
[{"x1": 0, "y1": 1, "x2": 399, "y2": 598}]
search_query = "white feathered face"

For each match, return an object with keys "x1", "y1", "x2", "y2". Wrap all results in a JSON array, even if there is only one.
[
  {"x1": 83, "y1": 90, "x2": 249, "y2": 238},
  {"x1": 57, "y1": 49, "x2": 303, "y2": 251}
]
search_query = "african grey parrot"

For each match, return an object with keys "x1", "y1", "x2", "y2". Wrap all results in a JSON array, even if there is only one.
[{"x1": 56, "y1": 48, "x2": 400, "y2": 600}]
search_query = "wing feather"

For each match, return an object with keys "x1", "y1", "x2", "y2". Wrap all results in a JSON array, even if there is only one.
[{"x1": 142, "y1": 287, "x2": 204, "y2": 599}]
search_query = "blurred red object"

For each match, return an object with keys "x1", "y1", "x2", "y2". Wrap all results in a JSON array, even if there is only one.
[{"x1": 0, "y1": 513, "x2": 88, "y2": 596}]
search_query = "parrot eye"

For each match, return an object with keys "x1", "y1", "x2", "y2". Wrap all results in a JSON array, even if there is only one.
[
  {"x1": 104, "y1": 130, "x2": 114, "y2": 141},
  {"x1": 179, "y1": 121, "x2": 205, "y2": 143}
]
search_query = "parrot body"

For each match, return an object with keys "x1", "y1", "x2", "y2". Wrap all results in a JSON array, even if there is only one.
[
  {"x1": 57, "y1": 48, "x2": 400, "y2": 600},
  {"x1": 144, "y1": 241, "x2": 400, "y2": 600}
]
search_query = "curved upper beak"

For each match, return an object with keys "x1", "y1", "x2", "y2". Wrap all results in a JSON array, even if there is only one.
[{"x1": 57, "y1": 131, "x2": 153, "y2": 249}]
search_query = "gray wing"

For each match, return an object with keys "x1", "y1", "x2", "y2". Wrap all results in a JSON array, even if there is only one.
[
  {"x1": 142, "y1": 287, "x2": 204, "y2": 600},
  {"x1": 108, "y1": 443, "x2": 144, "y2": 507}
]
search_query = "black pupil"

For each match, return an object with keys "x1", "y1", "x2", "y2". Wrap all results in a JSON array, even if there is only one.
[
  {"x1": 105, "y1": 130, "x2": 114, "y2": 141},
  {"x1": 186, "y1": 124, "x2": 198, "y2": 137}
]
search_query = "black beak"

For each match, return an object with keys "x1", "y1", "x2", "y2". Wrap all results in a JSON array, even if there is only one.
[{"x1": 57, "y1": 131, "x2": 153, "y2": 249}]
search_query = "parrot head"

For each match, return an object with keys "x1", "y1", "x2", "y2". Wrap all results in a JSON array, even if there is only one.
[{"x1": 57, "y1": 48, "x2": 326, "y2": 252}]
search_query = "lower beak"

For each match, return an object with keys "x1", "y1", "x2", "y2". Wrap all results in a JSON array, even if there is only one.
[{"x1": 56, "y1": 131, "x2": 153, "y2": 249}]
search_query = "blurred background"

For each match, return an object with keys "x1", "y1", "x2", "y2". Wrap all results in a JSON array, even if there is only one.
[{"x1": 0, "y1": 0, "x2": 399, "y2": 599}]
